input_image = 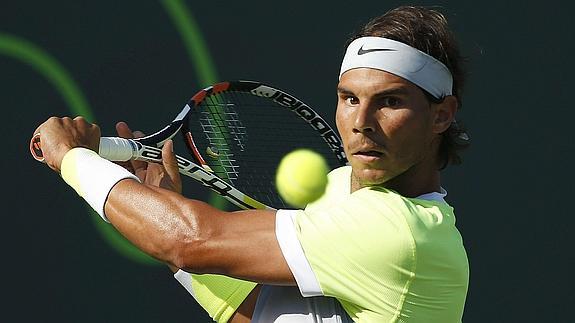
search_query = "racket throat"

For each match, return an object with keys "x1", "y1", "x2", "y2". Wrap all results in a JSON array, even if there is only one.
[{"x1": 183, "y1": 131, "x2": 213, "y2": 172}]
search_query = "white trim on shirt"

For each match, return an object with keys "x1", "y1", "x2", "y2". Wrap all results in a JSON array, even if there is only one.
[
  {"x1": 174, "y1": 270, "x2": 196, "y2": 298},
  {"x1": 275, "y1": 209, "x2": 323, "y2": 296}
]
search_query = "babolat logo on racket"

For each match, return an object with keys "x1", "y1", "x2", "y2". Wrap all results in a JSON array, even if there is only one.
[
  {"x1": 176, "y1": 157, "x2": 255, "y2": 209},
  {"x1": 252, "y1": 86, "x2": 346, "y2": 162},
  {"x1": 140, "y1": 145, "x2": 162, "y2": 160}
]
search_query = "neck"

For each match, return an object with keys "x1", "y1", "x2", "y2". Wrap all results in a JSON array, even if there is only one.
[
  {"x1": 384, "y1": 136, "x2": 444, "y2": 197},
  {"x1": 350, "y1": 166, "x2": 441, "y2": 197},
  {"x1": 351, "y1": 151, "x2": 442, "y2": 198},
  {"x1": 384, "y1": 165, "x2": 441, "y2": 198}
]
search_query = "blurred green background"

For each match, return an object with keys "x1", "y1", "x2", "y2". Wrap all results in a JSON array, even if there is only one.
[{"x1": 2, "y1": 0, "x2": 573, "y2": 322}]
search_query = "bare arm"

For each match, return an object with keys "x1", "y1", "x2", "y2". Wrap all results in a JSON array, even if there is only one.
[
  {"x1": 105, "y1": 179, "x2": 294, "y2": 285},
  {"x1": 34, "y1": 116, "x2": 295, "y2": 285},
  {"x1": 114, "y1": 122, "x2": 267, "y2": 322},
  {"x1": 114, "y1": 122, "x2": 181, "y2": 274}
]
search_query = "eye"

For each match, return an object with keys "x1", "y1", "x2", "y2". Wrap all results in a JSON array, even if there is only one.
[
  {"x1": 344, "y1": 96, "x2": 359, "y2": 106},
  {"x1": 381, "y1": 96, "x2": 402, "y2": 107}
]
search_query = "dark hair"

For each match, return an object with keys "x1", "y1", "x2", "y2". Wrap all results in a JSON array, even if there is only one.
[{"x1": 348, "y1": 6, "x2": 469, "y2": 168}]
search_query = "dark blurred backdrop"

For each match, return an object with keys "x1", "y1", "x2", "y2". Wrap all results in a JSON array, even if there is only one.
[{"x1": 1, "y1": 0, "x2": 573, "y2": 322}]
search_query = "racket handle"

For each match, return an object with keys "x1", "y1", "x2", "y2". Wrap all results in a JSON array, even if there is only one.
[
  {"x1": 98, "y1": 137, "x2": 139, "y2": 161},
  {"x1": 30, "y1": 135, "x2": 139, "y2": 163}
]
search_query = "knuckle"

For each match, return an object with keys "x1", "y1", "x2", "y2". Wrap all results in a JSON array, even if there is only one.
[{"x1": 47, "y1": 116, "x2": 60, "y2": 123}]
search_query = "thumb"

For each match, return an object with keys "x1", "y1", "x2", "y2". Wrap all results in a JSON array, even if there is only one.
[{"x1": 162, "y1": 140, "x2": 182, "y2": 194}]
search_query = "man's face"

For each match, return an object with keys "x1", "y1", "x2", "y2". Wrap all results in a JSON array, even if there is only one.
[{"x1": 336, "y1": 68, "x2": 438, "y2": 191}]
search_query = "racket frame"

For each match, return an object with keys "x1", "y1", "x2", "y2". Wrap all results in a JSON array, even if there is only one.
[{"x1": 31, "y1": 80, "x2": 347, "y2": 211}]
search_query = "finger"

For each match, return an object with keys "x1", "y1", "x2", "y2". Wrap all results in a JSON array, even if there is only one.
[
  {"x1": 116, "y1": 122, "x2": 134, "y2": 139},
  {"x1": 73, "y1": 116, "x2": 100, "y2": 151},
  {"x1": 32, "y1": 121, "x2": 44, "y2": 138},
  {"x1": 31, "y1": 122, "x2": 46, "y2": 161},
  {"x1": 133, "y1": 130, "x2": 145, "y2": 139},
  {"x1": 113, "y1": 122, "x2": 136, "y2": 173},
  {"x1": 161, "y1": 140, "x2": 182, "y2": 194}
]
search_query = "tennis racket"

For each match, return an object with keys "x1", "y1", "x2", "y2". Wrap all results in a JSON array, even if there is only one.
[{"x1": 30, "y1": 80, "x2": 347, "y2": 210}]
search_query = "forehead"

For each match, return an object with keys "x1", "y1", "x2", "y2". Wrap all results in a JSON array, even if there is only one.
[{"x1": 338, "y1": 68, "x2": 420, "y2": 95}]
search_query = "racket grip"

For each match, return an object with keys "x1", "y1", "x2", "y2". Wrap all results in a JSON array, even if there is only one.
[
  {"x1": 98, "y1": 137, "x2": 138, "y2": 161},
  {"x1": 31, "y1": 135, "x2": 139, "y2": 163}
]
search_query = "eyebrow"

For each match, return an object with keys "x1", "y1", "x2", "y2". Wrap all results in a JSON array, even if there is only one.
[{"x1": 337, "y1": 86, "x2": 410, "y2": 99}]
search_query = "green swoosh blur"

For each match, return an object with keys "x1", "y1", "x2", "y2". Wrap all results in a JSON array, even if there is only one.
[
  {"x1": 0, "y1": 32, "x2": 158, "y2": 264},
  {"x1": 162, "y1": 0, "x2": 229, "y2": 210},
  {"x1": 0, "y1": 0, "x2": 226, "y2": 265}
]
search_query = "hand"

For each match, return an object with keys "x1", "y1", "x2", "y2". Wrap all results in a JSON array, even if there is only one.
[
  {"x1": 33, "y1": 116, "x2": 101, "y2": 172},
  {"x1": 115, "y1": 122, "x2": 182, "y2": 194}
]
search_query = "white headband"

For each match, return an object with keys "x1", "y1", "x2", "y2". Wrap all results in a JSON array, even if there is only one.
[{"x1": 339, "y1": 37, "x2": 453, "y2": 98}]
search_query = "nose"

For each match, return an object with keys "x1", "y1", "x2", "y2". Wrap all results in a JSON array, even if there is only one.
[{"x1": 352, "y1": 104, "x2": 376, "y2": 134}]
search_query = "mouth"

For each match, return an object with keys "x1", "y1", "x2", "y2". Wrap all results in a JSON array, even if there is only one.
[
  {"x1": 351, "y1": 148, "x2": 384, "y2": 162},
  {"x1": 354, "y1": 150, "x2": 383, "y2": 157}
]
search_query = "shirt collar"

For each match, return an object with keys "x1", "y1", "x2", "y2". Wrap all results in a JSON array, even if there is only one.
[{"x1": 415, "y1": 187, "x2": 447, "y2": 203}]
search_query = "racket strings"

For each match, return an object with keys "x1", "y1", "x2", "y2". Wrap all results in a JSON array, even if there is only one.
[
  {"x1": 191, "y1": 90, "x2": 340, "y2": 209},
  {"x1": 199, "y1": 95, "x2": 246, "y2": 181}
]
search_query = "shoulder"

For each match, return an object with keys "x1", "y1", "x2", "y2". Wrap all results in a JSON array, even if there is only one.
[
  {"x1": 358, "y1": 186, "x2": 457, "y2": 228},
  {"x1": 295, "y1": 187, "x2": 419, "y2": 250},
  {"x1": 297, "y1": 186, "x2": 457, "y2": 249}
]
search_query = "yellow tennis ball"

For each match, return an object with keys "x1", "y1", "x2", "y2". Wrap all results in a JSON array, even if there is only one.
[{"x1": 276, "y1": 149, "x2": 328, "y2": 208}]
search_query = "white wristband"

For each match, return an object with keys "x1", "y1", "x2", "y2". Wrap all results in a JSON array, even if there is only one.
[{"x1": 60, "y1": 147, "x2": 140, "y2": 222}]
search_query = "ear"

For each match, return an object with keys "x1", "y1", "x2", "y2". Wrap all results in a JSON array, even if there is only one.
[{"x1": 432, "y1": 96, "x2": 458, "y2": 134}]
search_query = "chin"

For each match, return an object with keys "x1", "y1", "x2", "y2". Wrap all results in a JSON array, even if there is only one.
[{"x1": 352, "y1": 167, "x2": 392, "y2": 187}]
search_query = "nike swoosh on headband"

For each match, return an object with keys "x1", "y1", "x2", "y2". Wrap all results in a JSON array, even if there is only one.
[{"x1": 357, "y1": 45, "x2": 396, "y2": 55}]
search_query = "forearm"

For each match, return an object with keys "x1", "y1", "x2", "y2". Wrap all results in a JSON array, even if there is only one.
[
  {"x1": 53, "y1": 146, "x2": 293, "y2": 283},
  {"x1": 105, "y1": 179, "x2": 204, "y2": 268},
  {"x1": 104, "y1": 179, "x2": 294, "y2": 285},
  {"x1": 105, "y1": 171, "x2": 261, "y2": 323}
]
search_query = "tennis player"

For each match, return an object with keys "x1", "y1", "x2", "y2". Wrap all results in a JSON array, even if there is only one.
[{"x1": 33, "y1": 6, "x2": 469, "y2": 322}]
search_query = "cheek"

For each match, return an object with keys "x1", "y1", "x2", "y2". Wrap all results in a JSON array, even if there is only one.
[
  {"x1": 383, "y1": 110, "x2": 430, "y2": 152},
  {"x1": 335, "y1": 108, "x2": 342, "y2": 130},
  {"x1": 335, "y1": 105, "x2": 351, "y2": 135},
  {"x1": 381, "y1": 110, "x2": 415, "y2": 137}
]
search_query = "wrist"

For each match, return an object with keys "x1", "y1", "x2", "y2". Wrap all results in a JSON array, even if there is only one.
[
  {"x1": 54, "y1": 143, "x2": 76, "y2": 172},
  {"x1": 60, "y1": 147, "x2": 140, "y2": 222}
]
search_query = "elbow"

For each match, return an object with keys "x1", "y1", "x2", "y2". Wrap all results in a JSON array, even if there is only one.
[
  {"x1": 164, "y1": 200, "x2": 218, "y2": 273},
  {"x1": 168, "y1": 236, "x2": 208, "y2": 272}
]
